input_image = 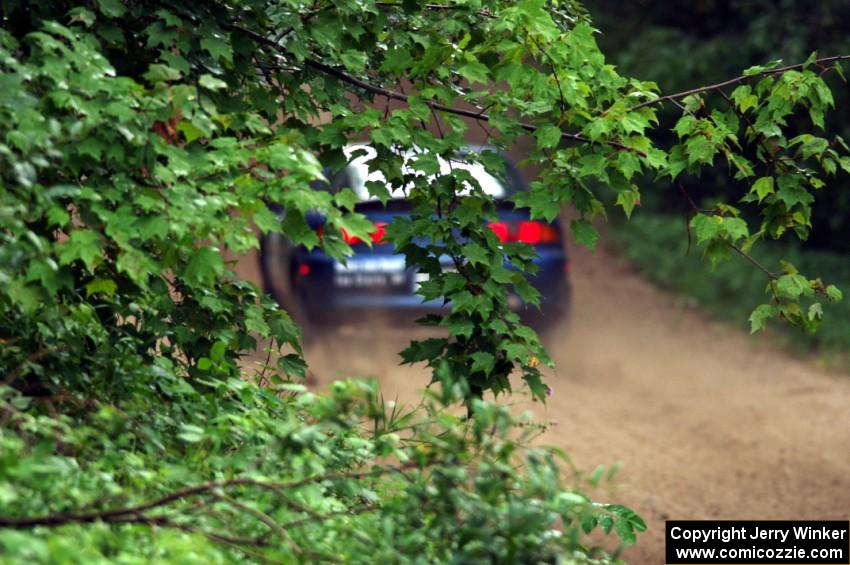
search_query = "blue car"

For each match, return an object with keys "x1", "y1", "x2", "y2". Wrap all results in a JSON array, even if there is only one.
[{"x1": 259, "y1": 145, "x2": 570, "y2": 336}]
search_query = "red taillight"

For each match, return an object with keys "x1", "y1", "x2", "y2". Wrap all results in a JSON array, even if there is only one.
[
  {"x1": 488, "y1": 222, "x2": 510, "y2": 243},
  {"x1": 517, "y1": 221, "x2": 543, "y2": 244},
  {"x1": 488, "y1": 221, "x2": 559, "y2": 245},
  {"x1": 341, "y1": 228, "x2": 361, "y2": 245},
  {"x1": 517, "y1": 221, "x2": 559, "y2": 244},
  {"x1": 338, "y1": 222, "x2": 389, "y2": 245},
  {"x1": 370, "y1": 222, "x2": 387, "y2": 244}
]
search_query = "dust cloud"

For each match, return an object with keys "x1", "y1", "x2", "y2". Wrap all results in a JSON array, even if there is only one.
[{"x1": 237, "y1": 242, "x2": 850, "y2": 564}]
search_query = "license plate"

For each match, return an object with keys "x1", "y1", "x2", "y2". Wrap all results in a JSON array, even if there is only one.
[{"x1": 334, "y1": 256, "x2": 407, "y2": 288}]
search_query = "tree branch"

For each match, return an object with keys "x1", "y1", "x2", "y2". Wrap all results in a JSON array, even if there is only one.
[
  {"x1": 229, "y1": 24, "x2": 644, "y2": 156},
  {"x1": 629, "y1": 54, "x2": 850, "y2": 111},
  {"x1": 0, "y1": 462, "x2": 422, "y2": 529}
]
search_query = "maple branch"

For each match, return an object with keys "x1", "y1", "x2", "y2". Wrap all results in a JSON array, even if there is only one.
[
  {"x1": 230, "y1": 24, "x2": 644, "y2": 156},
  {"x1": 630, "y1": 54, "x2": 850, "y2": 111}
]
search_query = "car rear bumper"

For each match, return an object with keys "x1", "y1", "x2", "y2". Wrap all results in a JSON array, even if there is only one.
[{"x1": 291, "y1": 249, "x2": 571, "y2": 328}]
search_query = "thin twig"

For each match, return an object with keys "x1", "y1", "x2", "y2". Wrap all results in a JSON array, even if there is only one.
[
  {"x1": 254, "y1": 337, "x2": 275, "y2": 386},
  {"x1": 677, "y1": 184, "x2": 776, "y2": 279},
  {"x1": 280, "y1": 504, "x2": 376, "y2": 530},
  {"x1": 210, "y1": 490, "x2": 301, "y2": 555},
  {"x1": 529, "y1": 36, "x2": 568, "y2": 117},
  {"x1": 729, "y1": 245, "x2": 777, "y2": 279},
  {"x1": 716, "y1": 88, "x2": 783, "y2": 174},
  {"x1": 4, "y1": 349, "x2": 53, "y2": 385}
]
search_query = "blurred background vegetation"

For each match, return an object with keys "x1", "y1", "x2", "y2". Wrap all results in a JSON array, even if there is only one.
[{"x1": 588, "y1": 0, "x2": 850, "y2": 363}]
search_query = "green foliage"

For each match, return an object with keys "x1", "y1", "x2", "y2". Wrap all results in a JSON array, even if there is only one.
[
  {"x1": 592, "y1": 0, "x2": 850, "y2": 256},
  {"x1": 614, "y1": 213, "x2": 850, "y2": 355},
  {"x1": 0, "y1": 0, "x2": 846, "y2": 562},
  {"x1": 0, "y1": 377, "x2": 639, "y2": 563}
]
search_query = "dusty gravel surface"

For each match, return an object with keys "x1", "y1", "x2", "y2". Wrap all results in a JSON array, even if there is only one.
[{"x1": 241, "y1": 242, "x2": 850, "y2": 563}]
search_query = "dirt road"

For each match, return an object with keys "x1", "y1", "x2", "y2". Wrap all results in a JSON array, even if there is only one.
[{"x1": 246, "y1": 242, "x2": 850, "y2": 563}]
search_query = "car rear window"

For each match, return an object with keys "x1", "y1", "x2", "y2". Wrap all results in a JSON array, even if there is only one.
[{"x1": 330, "y1": 145, "x2": 525, "y2": 201}]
